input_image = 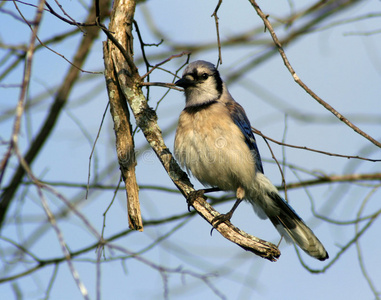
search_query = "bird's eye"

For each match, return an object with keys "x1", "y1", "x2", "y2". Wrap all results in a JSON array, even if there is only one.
[{"x1": 201, "y1": 73, "x2": 209, "y2": 80}]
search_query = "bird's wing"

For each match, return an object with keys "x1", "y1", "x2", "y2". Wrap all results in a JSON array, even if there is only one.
[{"x1": 226, "y1": 101, "x2": 264, "y2": 174}]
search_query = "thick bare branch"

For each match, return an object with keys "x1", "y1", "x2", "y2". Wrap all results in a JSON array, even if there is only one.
[
  {"x1": 103, "y1": 43, "x2": 142, "y2": 231},
  {"x1": 103, "y1": 0, "x2": 142, "y2": 230}
]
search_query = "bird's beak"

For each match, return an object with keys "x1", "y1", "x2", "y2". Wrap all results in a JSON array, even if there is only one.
[{"x1": 175, "y1": 77, "x2": 193, "y2": 88}]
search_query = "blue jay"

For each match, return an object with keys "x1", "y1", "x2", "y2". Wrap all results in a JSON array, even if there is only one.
[{"x1": 174, "y1": 60, "x2": 328, "y2": 261}]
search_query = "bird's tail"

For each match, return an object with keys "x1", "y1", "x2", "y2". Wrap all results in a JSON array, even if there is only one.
[{"x1": 267, "y1": 192, "x2": 329, "y2": 261}]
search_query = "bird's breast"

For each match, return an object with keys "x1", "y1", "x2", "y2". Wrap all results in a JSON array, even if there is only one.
[{"x1": 174, "y1": 104, "x2": 255, "y2": 191}]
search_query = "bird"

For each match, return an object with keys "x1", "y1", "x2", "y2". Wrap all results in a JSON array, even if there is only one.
[{"x1": 173, "y1": 60, "x2": 329, "y2": 261}]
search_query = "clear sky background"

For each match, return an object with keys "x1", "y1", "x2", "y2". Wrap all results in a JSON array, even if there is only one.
[{"x1": 1, "y1": 0, "x2": 381, "y2": 299}]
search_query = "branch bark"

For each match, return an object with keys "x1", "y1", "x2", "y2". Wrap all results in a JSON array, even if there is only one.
[
  {"x1": 103, "y1": 0, "x2": 280, "y2": 261},
  {"x1": 103, "y1": 0, "x2": 142, "y2": 230},
  {"x1": 103, "y1": 44, "x2": 142, "y2": 231}
]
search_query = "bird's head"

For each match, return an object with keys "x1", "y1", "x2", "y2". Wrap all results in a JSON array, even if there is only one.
[{"x1": 175, "y1": 60, "x2": 223, "y2": 107}]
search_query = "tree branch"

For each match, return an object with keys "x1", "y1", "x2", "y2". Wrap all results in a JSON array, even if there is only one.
[
  {"x1": 249, "y1": 0, "x2": 381, "y2": 149},
  {"x1": 253, "y1": 127, "x2": 381, "y2": 162},
  {"x1": 0, "y1": 0, "x2": 45, "y2": 191},
  {"x1": 282, "y1": 173, "x2": 381, "y2": 190},
  {"x1": 103, "y1": 43, "x2": 142, "y2": 231},
  {"x1": 102, "y1": 0, "x2": 142, "y2": 231}
]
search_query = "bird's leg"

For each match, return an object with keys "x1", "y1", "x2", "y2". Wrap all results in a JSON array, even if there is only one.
[
  {"x1": 211, "y1": 186, "x2": 245, "y2": 228},
  {"x1": 187, "y1": 187, "x2": 220, "y2": 212},
  {"x1": 203, "y1": 187, "x2": 221, "y2": 194},
  {"x1": 211, "y1": 198, "x2": 243, "y2": 228}
]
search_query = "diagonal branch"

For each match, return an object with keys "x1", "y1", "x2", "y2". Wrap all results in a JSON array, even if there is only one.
[
  {"x1": 249, "y1": 0, "x2": 381, "y2": 149},
  {"x1": 253, "y1": 127, "x2": 381, "y2": 162},
  {"x1": 0, "y1": 0, "x2": 44, "y2": 187}
]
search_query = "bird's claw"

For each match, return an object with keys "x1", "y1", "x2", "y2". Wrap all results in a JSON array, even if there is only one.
[
  {"x1": 210, "y1": 212, "x2": 233, "y2": 235},
  {"x1": 187, "y1": 190, "x2": 206, "y2": 212}
]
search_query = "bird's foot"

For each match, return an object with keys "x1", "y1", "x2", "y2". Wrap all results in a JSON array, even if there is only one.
[
  {"x1": 187, "y1": 190, "x2": 206, "y2": 212},
  {"x1": 210, "y1": 198, "x2": 243, "y2": 235},
  {"x1": 187, "y1": 188, "x2": 219, "y2": 212},
  {"x1": 210, "y1": 211, "x2": 233, "y2": 235}
]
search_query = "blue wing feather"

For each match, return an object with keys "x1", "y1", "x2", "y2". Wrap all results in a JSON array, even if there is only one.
[{"x1": 226, "y1": 101, "x2": 264, "y2": 174}]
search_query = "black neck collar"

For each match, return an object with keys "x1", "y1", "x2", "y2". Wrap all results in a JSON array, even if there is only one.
[{"x1": 183, "y1": 100, "x2": 218, "y2": 114}]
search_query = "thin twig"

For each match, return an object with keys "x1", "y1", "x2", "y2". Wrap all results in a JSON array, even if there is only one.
[
  {"x1": 106, "y1": 243, "x2": 227, "y2": 300},
  {"x1": 101, "y1": 176, "x2": 123, "y2": 238},
  {"x1": 0, "y1": 0, "x2": 43, "y2": 191},
  {"x1": 43, "y1": 1, "x2": 97, "y2": 27},
  {"x1": 248, "y1": 0, "x2": 381, "y2": 149},
  {"x1": 260, "y1": 135, "x2": 287, "y2": 196},
  {"x1": 96, "y1": 243, "x2": 102, "y2": 300},
  {"x1": 140, "y1": 81, "x2": 182, "y2": 90},
  {"x1": 283, "y1": 172, "x2": 381, "y2": 190},
  {"x1": 133, "y1": 20, "x2": 152, "y2": 72},
  {"x1": 50, "y1": 0, "x2": 84, "y2": 32},
  {"x1": 11, "y1": 132, "x2": 92, "y2": 299},
  {"x1": 280, "y1": 115, "x2": 289, "y2": 200},
  {"x1": 140, "y1": 51, "x2": 191, "y2": 80},
  {"x1": 15, "y1": 1, "x2": 101, "y2": 73},
  {"x1": 44, "y1": 264, "x2": 59, "y2": 300},
  {"x1": 211, "y1": 0, "x2": 223, "y2": 66},
  {"x1": 19, "y1": 171, "x2": 381, "y2": 194},
  {"x1": 0, "y1": 212, "x2": 195, "y2": 284},
  {"x1": 37, "y1": 186, "x2": 90, "y2": 300},
  {"x1": 252, "y1": 127, "x2": 381, "y2": 162},
  {"x1": 86, "y1": 102, "x2": 109, "y2": 199},
  {"x1": 355, "y1": 186, "x2": 381, "y2": 300},
  {"x1": 133, "y1": 20, "x2": 153, "y2": 99}
]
